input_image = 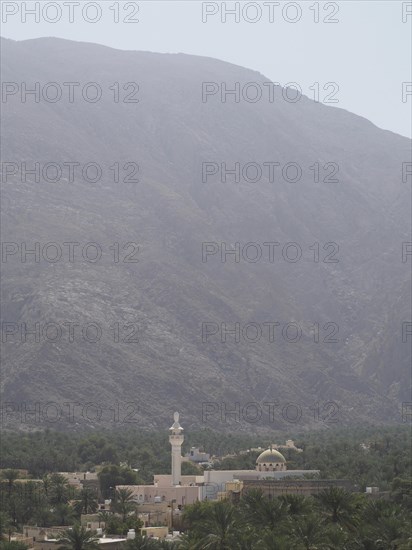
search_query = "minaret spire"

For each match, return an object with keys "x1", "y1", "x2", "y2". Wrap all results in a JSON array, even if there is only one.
[{"x1": 169, "y1": 412, "x2": 184, "y2": 486}]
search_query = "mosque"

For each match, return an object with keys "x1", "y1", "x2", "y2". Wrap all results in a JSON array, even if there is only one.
[{"x1": 118, "y1": 412, "x2": 319, "y2": 505}]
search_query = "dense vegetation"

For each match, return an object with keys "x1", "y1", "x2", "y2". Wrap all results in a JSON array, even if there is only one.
[
  {"x1": 2, "y1": 482, "x2": 411, "y2": 549},
  {"x1": 0, "y1": 426, "x2": 410, "y2": 549},
  {"x1": 1, "y1": 425, "x2": 410, "y2": 491},
  {"x1": 174, "y1": 489, "x2": 412, "y2": 549},
  {"x1": 0, "y1": 477, "x2": 142, "y2": 536},
  {"x1": 0, "y1": 428, "x2": 264, "y2": 481}
]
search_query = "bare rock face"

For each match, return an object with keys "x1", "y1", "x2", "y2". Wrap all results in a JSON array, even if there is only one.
[{"x1": 1, "y1": 37, "x2": 410, "y2": 432}]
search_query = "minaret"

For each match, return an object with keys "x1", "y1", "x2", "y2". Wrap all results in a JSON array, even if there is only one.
[{"x1": 169, "y1": 411, "x2": 184, "y2": 486}]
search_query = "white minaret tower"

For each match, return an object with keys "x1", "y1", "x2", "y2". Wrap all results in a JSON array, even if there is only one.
[{"x1": 169, "y1": 411, "x2": 184, "y2": 486}]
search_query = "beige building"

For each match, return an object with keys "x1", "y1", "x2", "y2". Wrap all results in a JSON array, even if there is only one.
[
  {"x1": 57, "y1": 472, "x2": 98, "y2": 486},
  {"x1": 117, "y1": 483, "x2": 200, "y2": 506},
  {"x1": 141, "y1": 526, "x2": 169, "y2": 539},
  {"x1": 199, "y1": 446, "x2": 319, "y2": 500},
  {"x1": 115, "y1": 415, "x2": 318, "y2": 506},
  {"x1": 33, "y1": 538, "x2": 126, "y2": 550},
  {"x1": 138, "y1": 502, "x2": 169, "y2": 527},
  {"x1": 116, "y1": 413, "x2": 199, "y2": 507},
  {"x1": 242, "y1": 478, "x2": 356, "y2": 498},
  {"x1": 24, "y1": 526, "x2": 67, "y2": 541},
  {"x1": 24, "y1": 526, "x2": 126, "y2": 550},
  {"x1": 153, "y1": 474, "x2": 203, "y2": 486}
]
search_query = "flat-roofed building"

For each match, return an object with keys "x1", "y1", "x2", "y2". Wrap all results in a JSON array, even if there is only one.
[
  {"x1": 116, "y1": 483, "x2": 200, "y2": 506},
  {"x1": 242, "y1": 478, "x2": 356, "y2": 498},
  {"x1": 33, "y1": 537, "x2": 126, "y2": 550}
]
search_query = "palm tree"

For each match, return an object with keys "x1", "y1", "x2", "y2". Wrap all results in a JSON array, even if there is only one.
[
  {"x1": 32, "y1": 506, "x2": 54, "y2": 528},
  {"x1": 324, "y1": 525, "x2": 351, "y2": 549},
  {"x1": 366, "y1": 516, "x2": 410, "y2": 550},
  {"x1": 0, "y1": 470, "x2": 19, "y2": 498},
  {"x1": 53, "y1": 503, "x2": 75, "y2": 526},
  {"x1": 176, "y1": 530, "x2": 204, "y2": 549},
  {"x1": 125, "y1": 537, "x2": 161, "y2": 549},
  {"x1": 156, "y1": 542, "x2": 180, "y2": 550},
  {"x1": 289, "y1": 514, "x2": 330, "y2": 549},
  {"x1": 42, "y1": 475, "x2": 51, "y2": 497},
  {"x1": 97, "y1": 511, "x2": 111, "y2": 529},
  {"x1": 363, "y1": 499, "x2": 404, "y2": 524},
  {"x1": 181, "y1": 500, "x2": 211, "y2": 530},
  {"x1": 57, "y1": 524, "x2": 100, "y2": 550},
  {"x1": 112, "y1": 488, "x2": 137, "y2": 523},
  {"x1": 0, "y1": 542, "x2": 30, "y2": 550},
  {"x1": 74, "y1": 488, "x2": 98, "y2": 515},
  {"x1": 314, "y1": 487, "x2": 362, "y2": 530},
  {"x1": 278, "y1": 494, "x2": 312, "y2": 516},
  {"x1": 239, "y1": 489, "x2": 266, "y2": 526},
  {"x1": 17, "y1": 481, "x2": 42, "y2": 525},
  {"x1": 6, "y1": 494, "x2": 24, "y2": 529},
  {"x1": 192, "y1": 500, "x2": 241, "y2": 549},
  {"x1": 49, "y1": 474, "x2": 70, "y2": 505},
  {"x1": 0, "y1": 512, "x2": 13, "y2": 542},
  {"x1": 255, "y1": 530, "x2": 292, "y2": 550},
  {"x1": 240, "y1": 490, "x2": 289, "y2": 533},
  {"x1": 126, "y1": 537, "x2": 181, "y2": 549}
]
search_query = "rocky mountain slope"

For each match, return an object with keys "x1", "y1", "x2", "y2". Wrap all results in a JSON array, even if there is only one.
[{"x1": 1, "y1": 37, "x2": 411, "y2": 432}]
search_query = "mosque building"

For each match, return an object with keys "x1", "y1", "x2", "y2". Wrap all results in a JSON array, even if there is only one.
[{"x1": 118, "y1": 412, "x2": 320, "y2": 505}]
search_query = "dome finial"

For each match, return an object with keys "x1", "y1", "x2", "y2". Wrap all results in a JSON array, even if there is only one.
[{"x1": 170, "y1": 411, "x2": 183, "y2": 432}]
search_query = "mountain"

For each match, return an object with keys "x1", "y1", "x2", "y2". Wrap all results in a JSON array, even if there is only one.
[{"x1": 1, "y1": 37, "x2": 411, "y2": 432}]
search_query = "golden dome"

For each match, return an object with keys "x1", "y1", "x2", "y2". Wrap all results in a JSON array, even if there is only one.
[{"x1": 256, "y1": 448, "x2": 286, "y2": 464}]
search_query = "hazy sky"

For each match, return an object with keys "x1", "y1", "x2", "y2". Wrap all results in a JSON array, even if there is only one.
[{"x1": 2, "y1": 1, "x2": 411, "y2": 137}]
